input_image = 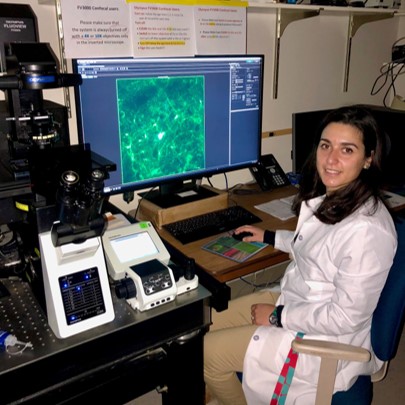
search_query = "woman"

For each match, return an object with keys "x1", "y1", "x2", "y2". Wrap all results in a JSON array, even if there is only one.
[{"x1": 204, "y1": 105, "x2": 397, "y2": 405}]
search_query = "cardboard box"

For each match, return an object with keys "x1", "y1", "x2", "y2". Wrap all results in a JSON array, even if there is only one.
[{"x1": 136, "y1": 187, "x2": 228, "y2": 229}]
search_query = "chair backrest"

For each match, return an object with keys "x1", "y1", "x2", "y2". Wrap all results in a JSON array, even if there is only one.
[
  {"x1": 332, "y1": 217, "x2": 405, "y2": 405},
  {"x1": 371, "y1": 216, "x2": 405, "y2": 361}
]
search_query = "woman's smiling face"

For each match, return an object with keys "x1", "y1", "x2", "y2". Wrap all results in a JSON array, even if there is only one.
[{"x1": 316, "y1": 122, "x2": 372, "y2": 194}]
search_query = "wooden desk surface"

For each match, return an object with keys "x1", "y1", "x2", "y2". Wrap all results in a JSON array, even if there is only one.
[{"x1": 155, "y1": 185, "x2": 299, "y2": 283}]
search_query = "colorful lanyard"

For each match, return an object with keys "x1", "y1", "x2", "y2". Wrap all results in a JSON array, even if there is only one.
[{"x1": 270, "y1": 331, "x2": 305, "y2": 405}]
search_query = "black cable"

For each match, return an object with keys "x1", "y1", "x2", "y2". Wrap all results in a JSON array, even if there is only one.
[
  {"x1": 133, "y1": 186, "x2": 157, "y2": 220},
  {"x1": 371, "y1": 65, "x2": 391, "y2": 96},
  {"x1": 383, "y1": 63, "x2": 405, "y2": 107},
  {"x1": 239, "y1": 274, "x2": 283, "y2": 291},
  {"x1": 224, "y1": 172, "x2": 229, "y2": 191},
  {"x1": 371, "y1": 61, "x2": 405, "y2": 107},
  {"x1": 370, "y1": 37, "x2": 405, "y2": 106}
]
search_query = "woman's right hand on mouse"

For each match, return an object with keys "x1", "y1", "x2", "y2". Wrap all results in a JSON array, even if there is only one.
[{"x1": 234, "y1": 225, "x2": 265, "y2": 243}]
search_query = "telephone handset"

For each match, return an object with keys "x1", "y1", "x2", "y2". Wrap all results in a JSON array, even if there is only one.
[{"x1": 250, "y1": 154, "x2": 290, "y2": 191}]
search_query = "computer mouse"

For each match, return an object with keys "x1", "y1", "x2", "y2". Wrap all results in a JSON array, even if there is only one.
[{"x1": 232, "y1": 231, "x2": 253, "y2": 241}]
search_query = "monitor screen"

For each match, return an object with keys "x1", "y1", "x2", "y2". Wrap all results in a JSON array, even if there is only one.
[
  {"x1": 292, "y1": 105, "x2": 405, "y2": 192},
  {"x1": 73, "y1": 55, "x2": 264, "y2": 202},
  {"x1": 292, "y1": 108, "x2": 330, "y2": 175},
  {"x1": 110, "y1": 231, "x2": 159, "y2": 264}
]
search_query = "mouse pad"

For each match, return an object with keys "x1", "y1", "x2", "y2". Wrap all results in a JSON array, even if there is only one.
[{"x1": 202, "y1": 234, "x2": 267, "y2": 263}]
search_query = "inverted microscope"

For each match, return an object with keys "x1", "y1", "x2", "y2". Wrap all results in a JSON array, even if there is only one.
[{"x1": 0, "y1": 4, "x2": 116, "y2": 338}]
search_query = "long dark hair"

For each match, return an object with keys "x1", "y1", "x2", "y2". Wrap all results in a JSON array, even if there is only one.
[{"x1": 292, "y1": 105, "x2": 387, "y2": 224}]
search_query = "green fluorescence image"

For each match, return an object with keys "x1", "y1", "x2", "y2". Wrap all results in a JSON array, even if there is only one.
[{"x1": 117, "y1": 76, "x2": 205, "y2": 184}]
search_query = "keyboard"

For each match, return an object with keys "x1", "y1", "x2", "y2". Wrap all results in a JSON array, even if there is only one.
[{"x1": 163, "y1": 205, "x2": 262, "y2": 244}]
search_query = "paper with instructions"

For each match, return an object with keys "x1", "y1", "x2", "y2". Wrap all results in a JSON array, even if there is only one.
[{"x1": 60, "y1": 0, "x2": 247, "y2": 58}]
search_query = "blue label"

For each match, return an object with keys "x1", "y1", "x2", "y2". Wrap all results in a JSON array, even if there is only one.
[{"x1": 0, "y1": 330, "x2": 10, "y2": 350}]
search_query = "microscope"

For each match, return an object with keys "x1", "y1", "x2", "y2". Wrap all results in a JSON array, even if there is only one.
[
  {"x1": 0, "y1": 4, "x2": 116, "y2": 337},
  {"x1": 0, "y1": 45, "x2": 115, "y2": 337},
  {"x1": 38, "y1": 165, "x2": 115, "y2": 339},
  {"x1": 0, "y1": 40, "x2": 82, "y2": 277},
  {"x1": 0, "y1": 41, "x2": 81, "y2": 180},
  {"x1": 0, "y1": 3, "x2": 82, "y2": 278}
]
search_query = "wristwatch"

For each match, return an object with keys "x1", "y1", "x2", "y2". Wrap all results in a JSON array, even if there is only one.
[{"x1": 269, "y1": 306, "x2": 284, "y2": 327}]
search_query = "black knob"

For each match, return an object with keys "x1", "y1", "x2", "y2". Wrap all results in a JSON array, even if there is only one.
[
  {"x1": 115, "y1": 278, "x2": 137, "y2": 299},
  {"x1": 184, "y1": 258, "x2": 195, "y2": 280}
]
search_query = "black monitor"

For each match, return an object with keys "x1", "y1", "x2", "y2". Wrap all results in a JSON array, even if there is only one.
[
  {"x1": 73, "y1": 55, "x2": 264, "y2": 207},
  {"x1": 292, "y1": 105, "x2": 405, "y2": 192},
  {"x1": 292, "y1": 108, "x2": 330, "y2": 175}
]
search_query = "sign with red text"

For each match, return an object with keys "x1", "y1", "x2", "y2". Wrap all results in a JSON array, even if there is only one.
[
  {"x1": 60, "y1": 0, "x2": 132, "y2": 58},
  {"x1": 60, "y1": 0, "x2": 246, "y2": 58}
]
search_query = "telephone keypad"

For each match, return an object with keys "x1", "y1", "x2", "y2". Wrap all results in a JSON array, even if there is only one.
[
  {"x1": 250, "y1": 154, "x2": 290, "y2": 190},
  {"x1": 267, "y1": 166, "x2": 285, "y2": 186}
]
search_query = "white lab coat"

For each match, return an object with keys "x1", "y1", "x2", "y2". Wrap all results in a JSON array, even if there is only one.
[{"x1": 243, "y1": 196, "x2": 397, "y2": 405}]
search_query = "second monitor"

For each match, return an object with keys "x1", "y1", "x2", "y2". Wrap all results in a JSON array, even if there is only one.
[{"x1": 292, "y1": 105, "x2": 405, "y2": 193}]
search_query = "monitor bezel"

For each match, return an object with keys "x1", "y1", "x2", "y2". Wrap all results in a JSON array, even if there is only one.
[{"x1": 72, "y1": 54, "x2": 265, "y2": 197}]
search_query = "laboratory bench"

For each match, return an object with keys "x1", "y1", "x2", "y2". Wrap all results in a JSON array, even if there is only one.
[{"x1": 0, "y1": 277, "x2": 211, "y2": 405}]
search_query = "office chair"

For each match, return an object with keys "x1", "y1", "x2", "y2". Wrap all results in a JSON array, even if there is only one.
[{"x1": 292, "y1": 217, "x2": 405, "y2": 405}]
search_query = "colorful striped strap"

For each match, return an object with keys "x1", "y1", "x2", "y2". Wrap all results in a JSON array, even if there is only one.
[{"x1": 270, "y1": 331, "x2": 305, "y2": 405}]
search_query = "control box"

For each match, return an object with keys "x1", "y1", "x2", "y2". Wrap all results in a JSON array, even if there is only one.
[{"x1": 102, "y1": 220, "x2": 170, "y2": 281}]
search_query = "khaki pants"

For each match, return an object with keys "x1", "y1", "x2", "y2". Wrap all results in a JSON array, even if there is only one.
[{"x1": 204, "y1": 290, "x2": 280, "y2": 405}]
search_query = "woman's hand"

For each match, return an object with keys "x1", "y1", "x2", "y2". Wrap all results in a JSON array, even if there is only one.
[
  {"x1": 251, "y1": 303, "x2": 276, "y2": 326},
  {"x1": 234, "y1": 225, "x2": 265, "y2": 243}
]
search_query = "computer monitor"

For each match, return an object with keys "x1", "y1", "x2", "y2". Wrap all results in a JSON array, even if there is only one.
[
  {"x1": 292, "y1": 108, "x2": 330, "y2": 175},
  {"x1": 292, "y1": 105, "x2": 405, "y2": 192},
  {"x1": 73, "y1": 55, "x2": 264, "y2": 207}
]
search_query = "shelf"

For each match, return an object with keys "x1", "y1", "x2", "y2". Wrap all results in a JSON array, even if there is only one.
[
  {"x1": 41, "y1": 0, "x2": 398, "y2": 99},
  {"x1": 248, "y1": 3, "x2": 397, "y2": 97},
  {"x1": 273, "y1": 7, "x2": 320, "y2": 98},
  {"x1": 344, "y1": 11, "x2": 394, "y2": 91}
]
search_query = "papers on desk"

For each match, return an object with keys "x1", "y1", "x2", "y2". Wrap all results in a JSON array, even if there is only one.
[
  {"x1": 255, "y1": 191, "x2": 405, "y2": 220},
  {"x1": 254, "y1": 194, "x2": 296, "y2": 221}
]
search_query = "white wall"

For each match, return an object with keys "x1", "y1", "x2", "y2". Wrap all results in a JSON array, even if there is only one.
[
  {"x1": 247, "y1": 5, "x2": 399, "y2": 168},
  {"x1": 1, "y1": 1, "x2": 403, "y2": 213}
]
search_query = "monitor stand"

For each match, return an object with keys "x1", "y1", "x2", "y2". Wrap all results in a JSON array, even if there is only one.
[{"x1": 140, "y1": 180, "x2": 219, "y2": 209}]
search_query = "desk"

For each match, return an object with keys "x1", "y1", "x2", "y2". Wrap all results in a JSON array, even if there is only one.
[
  {"x1": 155, "y1": 185, "x2": 298, "y2": 284},
  {"x1": 154, "y1": 185, "x2": 405, "y2": 296},
  {"x1": 0, "y1": 278, "x2": 211, "y2": 405}
]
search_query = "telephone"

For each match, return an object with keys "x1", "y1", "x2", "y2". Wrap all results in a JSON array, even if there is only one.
[{"x1": 250, "y1": 154, "x2": 290, "y2": 191}]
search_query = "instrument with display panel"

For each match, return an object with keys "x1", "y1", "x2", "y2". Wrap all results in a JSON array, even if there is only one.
[{"x1": 102, "y1": 219, "x2": 198, "y2": 312}]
